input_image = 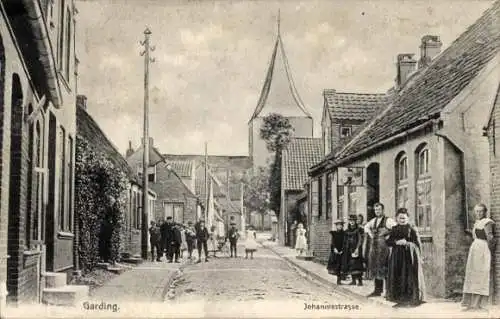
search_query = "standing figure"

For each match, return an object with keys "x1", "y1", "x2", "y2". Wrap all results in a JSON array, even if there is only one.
[
  {"x1": 195, "y1": 219, "x2": 209, "y2": 263},
  {"x1": 364, "y1": 202, "x2": 395, "y2": 297},
  {"x1": 228, "y1": 222, "x2": 240, "y2": 258},
  {"x1": 357, "y1": 214, "x2": 368, "y2": 278},
  {"x1": 185, "y1": 221, "x2": 196, "y2": 259},
  {"x1": 327, "y1": 220, "x2": 346, "y2": 285},
  {"x1": 172, "y1": 224, "x2": 182, "y2": 263},
  {"x1": 157, "y1": 218, "x2": 165, "y2": 260},
  {"x1": 290, "y1": 220, "x2": 298, "y2": 247},
  {"x1": 244, "y1": 226, "x2": 258, "y2": 259},
  {"x1": 462, "y1": 204, "x2": 496, "y2": 311},
  {"x1": 180, "y1": 225, "x2": 188, "y2": 259},
  {"x1": 148, "y1": 221, "x2": 161, "y2": 262},
  {"x1": 163, "y1": 217, "x2": 175, "y2": 263},
  {"x1": 345, "y1": 215, "x2": 365, "y2": 286},
  {"x1": 208, "y1": 226, "x2": 218, "y2": 257},
  {"x1": 295, "y1": 223, "x2": 308, "y2": 256},
  {"x1": 386, "y1": 208, "x2": 426, "y2": 307}
]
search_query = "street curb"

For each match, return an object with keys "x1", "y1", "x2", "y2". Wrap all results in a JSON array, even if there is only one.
[{"x1": 262, "y1": 242, "x2": 392, "y2": 309}]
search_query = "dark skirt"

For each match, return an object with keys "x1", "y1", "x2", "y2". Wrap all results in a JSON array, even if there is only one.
[
  {"x1": 349, "y1": 256, "x2": 365, "y2": 275},
  {"x1": 327, "y1": 251, "x2": 343, "y2": 275},
  {"x1": 386, "y1": 242, "x2": 426, "y2": 305}
]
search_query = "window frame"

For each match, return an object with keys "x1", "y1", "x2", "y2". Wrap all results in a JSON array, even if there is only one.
[
  {"x1": 340, "y1": 125, "x2": 352, "y2": 138},
  {"x1": 58, "y1": 126, "x2": 66, "y2": 231},
  {"x1": 415, "y1": 146, "x2": 432, "y2": 232},
  {"x1": 337, "y1": 185, "x2": 345, "y2": 219},
  {"x1": 163, "y1": 201, "x2": 185, "y2": 222},
  {"x1": 396, "y1": 154, "x2": 409, "y2": 210},
  {"x1": 318, "y1": 175, "x2": 323, "y2": 218},
  {"x1": 326, "y1": 173, "x2": 332, "y2": 219}
]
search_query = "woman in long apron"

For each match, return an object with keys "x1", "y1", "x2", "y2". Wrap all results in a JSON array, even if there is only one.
[{"x1": 462, "y1": 204, "x2": 496, "y2": 311}]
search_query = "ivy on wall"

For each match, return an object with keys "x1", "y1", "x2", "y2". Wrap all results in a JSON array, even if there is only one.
[{"x1": 75, "y1": 136, "x2": 128, "y2": 272}]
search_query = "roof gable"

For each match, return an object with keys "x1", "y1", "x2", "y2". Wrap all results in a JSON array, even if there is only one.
[
  {"x1": 166, "y1": 160, "x2": 193, "y2": 178},
  {"x1": 332, "y1": 2, "x2": 500, "y2": 165},
  {"x1": 324, "y1": 90, "x2": 389, "y2": 121},
  {"x1": 282, "y1": 137, "x2": 323, "y2": 190}
]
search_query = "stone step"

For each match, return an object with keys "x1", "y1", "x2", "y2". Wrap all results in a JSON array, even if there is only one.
[
  {"x1": 42, "y1": 285, "x2": 89, "y2": 307},
  {"x1": 106, "y1": 266, "x2": 126, "y2": 274},
  {"x1": 42, "y1": 272, "x2": 67, "y2": 288},
  {"x1": 122, "y1": 257, "x2": 143, "y2": 265},
  {"x1": 96, "y1": 262, "x2": 111, "y2": 269}
]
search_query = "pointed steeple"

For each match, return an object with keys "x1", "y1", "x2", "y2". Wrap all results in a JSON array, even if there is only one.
[{"x1": 248, "y1": 11, "x2": 311, "y2": 123}]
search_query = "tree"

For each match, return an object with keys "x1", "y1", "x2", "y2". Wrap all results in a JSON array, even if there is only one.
[
  {"x1": 242, "y1": 166, "x2": 270, "y2": 231},
  {"x1": 259, "y1": 113, "x2": 294, "y2": 217}
]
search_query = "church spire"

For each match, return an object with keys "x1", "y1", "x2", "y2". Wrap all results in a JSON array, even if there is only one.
[{"x1": 248, "y1": 11, "x2": 312, "y2": 123}]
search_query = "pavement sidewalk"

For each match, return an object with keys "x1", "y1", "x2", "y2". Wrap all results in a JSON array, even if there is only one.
[
  {"x1": 91, "y1": 260, "x2": 185, "y2": 303},
  {"x1": 261, "y1": 240, "x2": 499, "y2": 318}
]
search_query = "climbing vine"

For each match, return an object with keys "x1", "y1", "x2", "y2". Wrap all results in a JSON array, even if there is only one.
[{"x1": 75, "y1": 136, "x2": 128, "y2": 272}]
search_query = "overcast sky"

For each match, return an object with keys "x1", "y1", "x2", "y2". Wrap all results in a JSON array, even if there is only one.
[{"x1": 75, "y1": 0, "x2": 493, "y2": 156}]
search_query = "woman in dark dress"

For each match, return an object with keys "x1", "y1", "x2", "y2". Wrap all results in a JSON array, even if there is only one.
[
  {"x1": 386, "y1": 208, "x2": 426, "y2": 307},
  {"x1": 344, "y1": 215, "x2": 365, "y2": 286},
  {"x1": 327, "y1": 220, "x2": 345, "y2": 285}
]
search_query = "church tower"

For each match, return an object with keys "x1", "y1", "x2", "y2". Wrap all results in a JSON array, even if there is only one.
[{"x1": 248, "y1": 12, "x2": 313, "y2": 168}]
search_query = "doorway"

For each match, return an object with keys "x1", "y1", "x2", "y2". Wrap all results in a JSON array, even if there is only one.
[{"x1": 366, "y1": 162, "x2": 380, "y2": 221}]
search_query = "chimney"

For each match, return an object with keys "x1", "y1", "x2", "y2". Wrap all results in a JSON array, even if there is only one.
[
  {"x1": 418, "y1": 35, "x2": 442, "y2": 69},
  {"x1": 141, "y1": 137, "x2": 154, "y2": 147},
  {"x1": 396, "y1": 54, "x2": 417, "y2": 88},
  {"x1": 76, "y1": 95, "x2": 87, "y2": 110},
  {"x1": 125, "y1": 140, "x2": 134, "y2": 158}
]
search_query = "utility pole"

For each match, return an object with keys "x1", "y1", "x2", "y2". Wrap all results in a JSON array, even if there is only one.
[
  {"x1": 204, "y1": 142, "x2": 208, "y2": 223},
  {"x1": 140, "y1": 27, "x2": 155, "y2": 260}
]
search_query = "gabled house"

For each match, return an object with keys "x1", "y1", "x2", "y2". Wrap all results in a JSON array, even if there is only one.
[
  {"x1": 280, "y1": 137, "x2": 322, "y2": 246},
  {"x1": 76, "y1": 97, "x2": 157, "y2": 258},
  {"x1": 309, "y1": 2, "x2": 500, "y2": 298},
  {"x1": 125, "y1": 140, "x2": 200, "y2": 225}
]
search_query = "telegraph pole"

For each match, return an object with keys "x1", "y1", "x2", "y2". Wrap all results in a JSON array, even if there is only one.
[
  {"x1": 140, "y1": 27, "x2": 155, "y2": 260},
  {"x1": 204, "y1": 142, "x2": 208, "y2": 223}
]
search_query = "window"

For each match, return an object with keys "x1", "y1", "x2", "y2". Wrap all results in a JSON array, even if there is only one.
[
  {"x1": 33, "y1": 120, "x2": 46, "y2": 243},
  {"x1": 395, "y1": 153, "x2": 409, "y2": 209},
  {"x1": 65, "y1": 8, "x2": 71, "y2": 79},
  {"x1": 57, "y1": 0, "x2": 65, "y2": 68},
  {"x1": 415, "y1": 146, "x2": 431, "y2": 231},
  {"x1": 67, "y1": 136, "x2": 73, "y2": 231},
  {"x1": 326, "y1": 173, "x2": 332, "y2": 219},
  {"x1": 58, "y1": 127, "x2": 66, "y2": 231},
  {"x1": 164, "y1": 202, "x2": 184, "y2": 222},
  {"x1": 340, "y1": 126, "x2": 352, "y2": 138},
  {"x1": 148, "y1": 165, "x2": 156, "y2": 183},
  {"x1": 337, "y1": 186, "x2": 345, "y2": 219},
  {"x1": 311, "y1": 180, "x2": 319, "y2": 217},
  {"x1": 26, "y1": 105, "x2": 34, "y2": 248}
]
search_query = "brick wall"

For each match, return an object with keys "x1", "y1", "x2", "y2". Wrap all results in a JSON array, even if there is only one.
[
  {"x1": 489, "y1": 95, "x2": 500, "y2": 304},
  {"x1": 310, "y1": 216, "x2": 331, "y2": 264}
]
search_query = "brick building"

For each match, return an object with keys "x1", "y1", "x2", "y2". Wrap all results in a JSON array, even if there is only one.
[
  {"x1": 76, "y1": 96, "x2": 156, "y2": 258},
  {"x1": 0, "y1": 0, "x2": 82, "y2": 305},
  {"x1": 126, "y1": 141, "x2": 200, "y2": 226},
  {"x1": 280, "y1": 137, "x2": 322, "y2": 246},
  {"x1": 309, "y1": 2, "x2": 500, "y2": 298},
  {"x1": 486, "y1": 68, "x2": 500, "y2": 304}
]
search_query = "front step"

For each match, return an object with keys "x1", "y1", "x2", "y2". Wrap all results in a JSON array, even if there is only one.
[
  {"x1": 42, "y1": 285, "x2": 89, "y2": 307},
  {"x1": 106, "y1": 266, "x2": 126, "y2": 274},
  {"x1": 122, "y1": 257, "x2": 143, "y2": 264},
  {"x1": 43, "y1": 272, "x2": 67, "y2": 288}
]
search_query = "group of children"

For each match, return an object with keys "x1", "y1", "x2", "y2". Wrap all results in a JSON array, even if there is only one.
[{"x1": 327, "y1": 214, "x2": 366, "y2": 286}]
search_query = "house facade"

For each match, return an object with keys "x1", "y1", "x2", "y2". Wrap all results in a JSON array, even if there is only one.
[
  {"x1": 280, "y1": 137, "x2": 322, "y2": 246},
  {"x1": 76, "y1": 96, "x2": 156, "y2": 258},
  {"x1": 0, "y1": 0, "x2": 80, "y2": 305},
  {"x1": 126, "y1": 140, "x2": 200, "y2": 226},
  {"x1": 308, "y1": 2, "x2": 500, "y2": 298}
]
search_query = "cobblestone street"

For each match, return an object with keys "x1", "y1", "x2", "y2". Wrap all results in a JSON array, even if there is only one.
[{"x1": 170, "y1": 244, "x2": 360, "y2": 304}]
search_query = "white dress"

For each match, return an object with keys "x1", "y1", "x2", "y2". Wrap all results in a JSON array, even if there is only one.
[
  {"x1": 208, "y1": 231, "x2": 218, "y2": 252},
  {"x1": 295, "y1": 228, "x2": 308, "y2": 250},
  {"x1": 244, "y1": 230, "x2": 258, "y2": 251}
]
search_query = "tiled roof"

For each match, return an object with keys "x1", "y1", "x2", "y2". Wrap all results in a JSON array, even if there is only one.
[
  {"x1": 166, "y1": 160, "x2": 193, "y2": 178},
  {"x1": 330, "y1": 2, "x2": 500, "y2": 166},
  {"x1": 156, "y1": 168, "x2": 197, "y2": 201},
  {"x1": 76, "y1": 107, "x2": 137, "y2": 182},
  {"x1": 282, "y1": 137, "x2": 323, "y2": 190},
  {"x1": 194, "y1": 164, "x2": 224, "y2": 199},
  {"x1": 324, "y1": 90, "x2": 389, "y2": 121}
]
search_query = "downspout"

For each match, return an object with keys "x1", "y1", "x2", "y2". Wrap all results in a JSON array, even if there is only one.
[{"x1": 22, "y1": 0, "x2": 61, "y2": 107}]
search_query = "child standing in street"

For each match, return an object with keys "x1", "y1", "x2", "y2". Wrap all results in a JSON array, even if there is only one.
[
  {"x1": 244, "y1": 227, "x2": 258, "y2": 259},
  {"x1": 327, "y1": 220, "x2": 346, "y2": 285},
  {"x1": 295, "y1": 223, "x2": 308, "y2": 256}
]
